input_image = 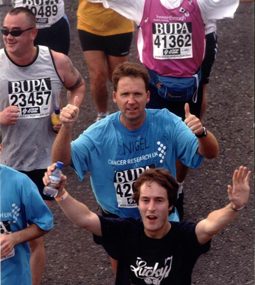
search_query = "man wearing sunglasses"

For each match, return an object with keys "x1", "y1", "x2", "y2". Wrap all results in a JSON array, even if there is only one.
[
  {"x1": 1, "y1": 26, "x2": 34, "y2": 37},
  {"x1": 0, "y1": 7, "x2": 85, "y2": 285},
  {"x1": 12, "y1": 0, "x2": 70, "y2": 55}
]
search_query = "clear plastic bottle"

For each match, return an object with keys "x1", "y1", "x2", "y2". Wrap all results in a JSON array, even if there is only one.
[{"x1": 43, "y1": 161, "x2": 64, "y2": 197}]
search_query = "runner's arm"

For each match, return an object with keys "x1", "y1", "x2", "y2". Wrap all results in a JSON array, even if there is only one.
[
  {"x1": 51, "y1": 124, "x2": 72, "y2": 165},
  {"x1": 197, "y1": 131, "x2": 219, "y2": 158},
  {"x1": 195, "y1": 166, "x2": 251, "y2": 244},
  {"x1": 56, "y1": 191, "x2": 102, "y2": 236},
  {"x1": 0, "y1": 225, "x2": 47, "y2": 258},
  {"x1": 52, "y1": 51, "x2": 85, "y2": 107},
  {"x1": 184, "y1": 103, "x2": 219, "y2": 158},
  {"x1": 51, "y1": 93, "x2": 80, "y2": 165},
  {"x1": 198, "y1": 0, "x2": 239, "y2": 22},
  {"x1": 43, "y1": 164, "x2": 102, "y2": 236}
]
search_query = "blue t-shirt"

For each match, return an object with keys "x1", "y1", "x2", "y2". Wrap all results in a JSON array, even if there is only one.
[
  {"x1": 0, "y1": 165, "x2": 54, "y2": 285},
  {"x1": 71, "y1": 109, "x2": 202, "y2": 219}
]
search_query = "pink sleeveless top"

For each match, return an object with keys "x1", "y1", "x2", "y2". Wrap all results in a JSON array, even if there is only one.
[{"x1": 139, "y1": 0, "x2": 205, "y2": 77}]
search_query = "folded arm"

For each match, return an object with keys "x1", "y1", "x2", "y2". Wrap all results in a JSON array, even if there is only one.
[{"x1": 0, "y1": 224, "x2": 48, "y2": 259}]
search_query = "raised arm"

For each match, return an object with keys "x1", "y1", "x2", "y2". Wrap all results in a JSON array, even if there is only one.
[
  {"x1": 43, "y1": 164, "x2": 102, "y2": 236},
  {"x1": 50, "y1": 51, "x2": 85, "y2": 164},
  {"x1": 195, "y1": 166, "x2": 251, "y2": 244},
  {"x1": 184, "y1": 103, "x2": 219, "y2": 158},
  {"x1": 51, "y1": 96, "x2": 80, "y2": 164},
  {"x1": 198, "y1": 0, "x2": 239, "y2": 21}
]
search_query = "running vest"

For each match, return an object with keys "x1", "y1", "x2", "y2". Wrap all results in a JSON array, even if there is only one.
[
  {"x1": 0, "y1": 46, "x2": 63, "y2": 171},
  {"x1": 139, "y1": 0, "x2": 205, "y2": 77},
  {"x1": 13, "y1": 0, "x2": 65, "y2": 28}
]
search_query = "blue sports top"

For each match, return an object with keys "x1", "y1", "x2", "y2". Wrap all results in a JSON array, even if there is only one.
[
  {"x1": 0, "y1": 165, "x2": 54, "y2": 285},
  {"x1": 71, "y1": 108, "x2": 202, "y2": 219}
]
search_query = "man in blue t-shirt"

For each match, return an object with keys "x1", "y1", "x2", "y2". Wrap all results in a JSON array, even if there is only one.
[
  {"x1": 44, "y1": 164, "x2": 251, "y2": 285},
  {"x1": 0, "y1": 165, "x2": 54, "y2": 285},
  {"x1": 52, "y1": 61, "x2": 219, "y2": 270},
  {"x1": 52, "y1": 62, "x2": 219, "y2": 220}
]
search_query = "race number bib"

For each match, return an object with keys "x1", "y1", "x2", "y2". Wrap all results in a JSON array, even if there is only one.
[
  {"x1": 24, "y1": 1, "x2": 59, "y2": 25},
  {"x1": 152, "y1": 22, "x2": 192, "y2": 60},
  {"x1": 114, "y1": 167, "x2": 152, "y2": 208},
  {"x1": 8, "y1": 78, "x2": 52, "y2": 119},
  {"x1": 114, "y1": 181, "x2": 137, "y2": 208}
]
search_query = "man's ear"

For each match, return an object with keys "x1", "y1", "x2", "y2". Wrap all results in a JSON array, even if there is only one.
[
  {"x1": 32, "y1": 28, "x2": 38, "y2": 41},
  {"x1": 112, "y1": 91, "x2": 117, "y2": 103},
  {"x1": 168, "y1": 205, "x2": 174, "y2": 213},
  {"x1": 146, "y1": 90, "x2": 150, "y2": 103}
]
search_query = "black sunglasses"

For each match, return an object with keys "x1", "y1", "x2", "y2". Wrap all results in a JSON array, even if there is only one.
[{"x1": 0, "y1": 27, "x2": 33, "y2": 37}]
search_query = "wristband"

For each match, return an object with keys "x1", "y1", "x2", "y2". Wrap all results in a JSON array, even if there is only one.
[
  {"x1": 195, "y1": 127, "x2": 207, "y2": 138},
  {"x1": 230, "y1": 203, "x2": 245, "y2": 212},
  {"x1": 55, "y1": 190, "x2": 69, "y2": 202}
]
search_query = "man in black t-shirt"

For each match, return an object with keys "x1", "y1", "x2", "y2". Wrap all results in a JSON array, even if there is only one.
[{"x1": 43, "y1": 165, "x2": 251, "y2": 285}]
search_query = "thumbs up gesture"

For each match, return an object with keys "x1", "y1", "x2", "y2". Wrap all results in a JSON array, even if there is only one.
[
  {"x1": 184, "y1": 103, "x2": 204, "y2": 136},
  {"x1": 60, "y1": 96, "x2": 80, "y2": 126}
]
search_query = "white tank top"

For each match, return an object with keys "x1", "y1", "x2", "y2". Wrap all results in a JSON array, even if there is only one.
[{"x1": 0, "y1": 46, "x2": 63, "y2": 171}]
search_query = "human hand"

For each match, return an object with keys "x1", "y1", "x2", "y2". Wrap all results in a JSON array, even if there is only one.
[
  {"x1": 43, "y1": 163, "x2": 67, "y2": 193},
  {"x1": 59, "y1": 96, "x2": 80, "y2": 127},
  {"x1": 228, "y1": 166, "x2": 251, "y2": 210},
  {"x1": 0, "y1": 105, "x2": 19, "y2": 125},
  {"x1": 0, "y1": 233, "x2": 15, "y2": 259},
  {"x1": 184, "y1": 103, "x2": 203, "y2": 136}
]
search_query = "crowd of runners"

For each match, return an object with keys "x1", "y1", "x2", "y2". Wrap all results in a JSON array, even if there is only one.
[{"x1": 0, "y1": 1, "x2": 253, "y2": 285}]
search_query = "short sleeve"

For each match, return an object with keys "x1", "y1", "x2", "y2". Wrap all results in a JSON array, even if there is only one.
[{"x1": 21, "y1": 176, "x2": 54, "y2": 231}]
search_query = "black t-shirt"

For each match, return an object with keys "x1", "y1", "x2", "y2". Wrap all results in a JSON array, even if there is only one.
[{"x1": 99, "y1": 217, "x2": 210, "y2": 285}]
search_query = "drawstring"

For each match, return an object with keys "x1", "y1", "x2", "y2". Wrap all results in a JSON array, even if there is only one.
[{"x1": 192, "y1": 72, "x2": 200, "y2": 103}]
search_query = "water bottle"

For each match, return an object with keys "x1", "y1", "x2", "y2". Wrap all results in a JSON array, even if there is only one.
[{"x1": 43, "y1": 161, "x2": 64, "y2": 197}]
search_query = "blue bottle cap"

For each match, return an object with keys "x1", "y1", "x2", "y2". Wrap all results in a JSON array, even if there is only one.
[{"x1": 56, "y1": 161, "x2": 64, "y2": 169}]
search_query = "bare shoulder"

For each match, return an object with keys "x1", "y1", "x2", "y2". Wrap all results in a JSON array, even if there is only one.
[
  {"x1": 51, "y1": 50, "x2": 79, "y2": 85},
  {"x1": 51, "y1": 50, "x2": 72, "y2": 71}
]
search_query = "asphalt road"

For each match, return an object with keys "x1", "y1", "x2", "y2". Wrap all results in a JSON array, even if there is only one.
[{"x1": 0, "y1": 1, "x2": 254, "y2": 284}]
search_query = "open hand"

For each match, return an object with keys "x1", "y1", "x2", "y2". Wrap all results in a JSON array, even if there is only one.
[{"x1": 228, "y1": 166, "x2": 251, "y2": 210}]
